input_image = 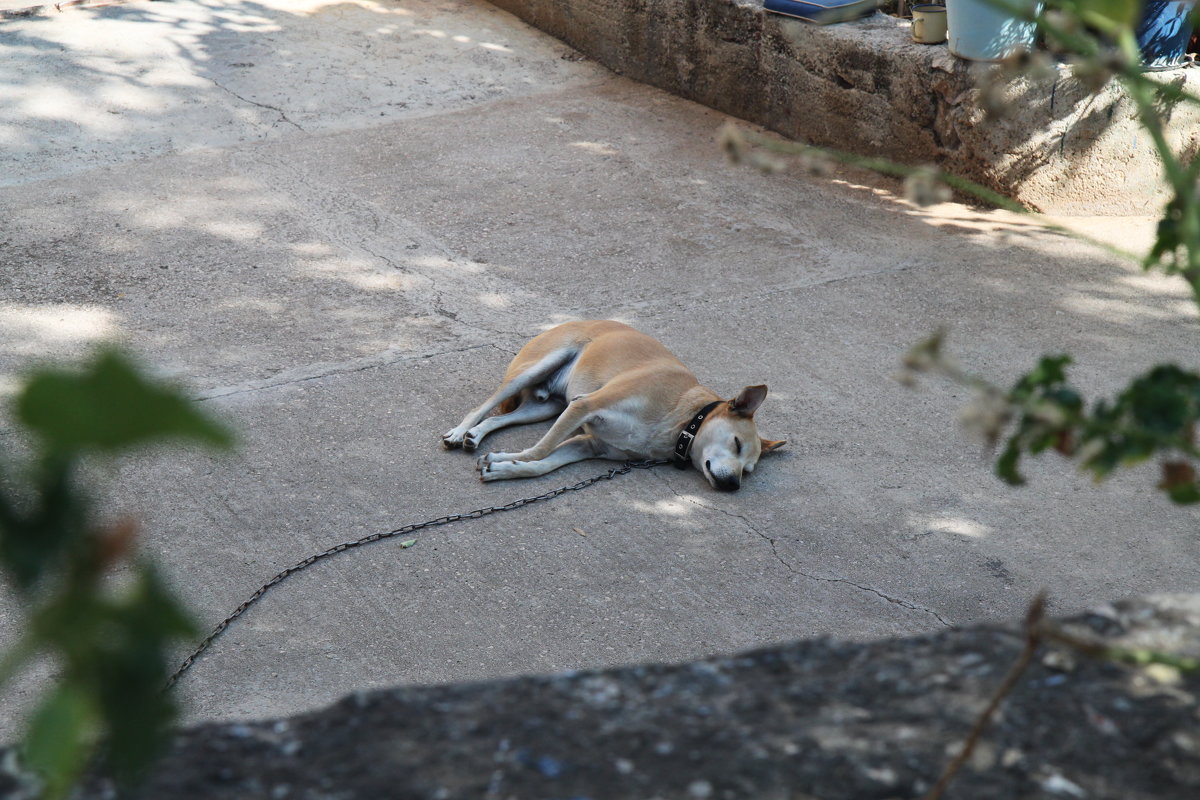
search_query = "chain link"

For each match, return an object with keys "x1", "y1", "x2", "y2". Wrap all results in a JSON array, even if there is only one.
[{"x1": 165, "y1": 459, "x2": 669, "y2": 689}]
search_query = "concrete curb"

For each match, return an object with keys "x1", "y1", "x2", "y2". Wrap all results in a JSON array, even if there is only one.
[
  {"x1": 21, "y1": 595, "x2": 1200, "y2": 799},
  {"x1": 486, "y1": 0, "x2": 1195, "y2": 214}
]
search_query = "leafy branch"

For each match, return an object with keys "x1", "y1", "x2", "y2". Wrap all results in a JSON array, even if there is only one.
[
  {"x1": 0, "y1": 349, "x2": 232, "y2": 798},
  {"x1": 732, "y1": 0, "x2": 1200, "y2": 500},
  {"x1": 923, "y1": 593, "x2": 1047, "y2": 800},
  {"x1": 900, "y1": 331, "x2": 1200, "y2": 504},
  {"x1": 717, "y1": 123, "x2": 1143, "y2": 266}
]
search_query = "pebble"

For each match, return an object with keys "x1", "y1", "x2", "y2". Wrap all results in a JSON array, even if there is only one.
[{"x1": 1042, "y1": 772, "x2": 1087, "y2": 797}]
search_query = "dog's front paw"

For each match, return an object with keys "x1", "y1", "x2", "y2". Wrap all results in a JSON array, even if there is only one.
[
  {"x1": 478, "y1": 458, "x2": 516, "y2": 482},
  {"x1": 462, "y1": 430, "x2": 481, "y2": 452},
  {"x1": 442, "y1": 429, "x2": 465, "y2": 449}
]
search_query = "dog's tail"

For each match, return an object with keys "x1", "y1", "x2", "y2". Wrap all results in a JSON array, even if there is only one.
[{"x1": 497, "y1": 396, "x2": 520, "y2": 415}]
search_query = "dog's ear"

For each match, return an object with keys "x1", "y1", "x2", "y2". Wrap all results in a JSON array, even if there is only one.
[
  {"x1": 730, "y1": 384, "x2": 768, "y2": 417},
  {"x1": 760, "y1": 437, "x2": 787, "y2": 453}
]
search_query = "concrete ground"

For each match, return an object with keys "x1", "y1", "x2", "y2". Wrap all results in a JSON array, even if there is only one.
[{"x1": 1, "y1": 0, "x2": 1196, "y2": 736}]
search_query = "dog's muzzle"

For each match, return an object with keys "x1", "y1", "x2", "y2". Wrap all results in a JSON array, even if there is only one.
[{"x1": 704, "y1": 460, "x2": 741, "y2": 492}]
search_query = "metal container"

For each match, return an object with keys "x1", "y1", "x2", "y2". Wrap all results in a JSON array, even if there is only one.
[
  {"x1": 946, "y1": 0, "x2": 1042, "y2": 61},
  {"x1": 1136, "y1": 0, "x2": 1197, "y2": 70}
]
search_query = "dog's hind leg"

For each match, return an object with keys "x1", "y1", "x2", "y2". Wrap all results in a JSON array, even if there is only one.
[
  {"x1": 479, "y1": 374, "x2": 648, "y2": 466},
  {"x1": 461, "y1": 396, "x2": 564, "y2": 452},
  {"x1": 478, "y1": 389, "x2": 596, "y2": 465},
  {"x1": 478, "y1": 434, "x2": 601, "y2": 482},
  {"x1": 442, "y1": 347, "x2": 577, "y2": 449}
]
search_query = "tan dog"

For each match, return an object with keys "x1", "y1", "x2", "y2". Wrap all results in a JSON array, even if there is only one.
[{"x1": 442, "y1": 320, "x2": 784, "y2": 490}]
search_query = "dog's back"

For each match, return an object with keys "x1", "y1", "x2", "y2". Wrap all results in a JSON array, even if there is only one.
[{"x1": 499, "y1": 320, "x2": 695, "y2": 410}]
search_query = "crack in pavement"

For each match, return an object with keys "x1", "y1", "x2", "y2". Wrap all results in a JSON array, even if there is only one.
[
  {"x1": 571, "y1": 261, "x2": 937, "y2": 323},
  {"x1": 651, "y1": 471, "x2": 952, "y2": 628},
  {"x1": 193, "y1": 342, "x2": 495, "y2": 402},
  {"x1": 360, "y1": 241, "x2": 418, "y2": 278},
  {"x1": 208, "y1": 78, "x2": 305, "y2": 132}
]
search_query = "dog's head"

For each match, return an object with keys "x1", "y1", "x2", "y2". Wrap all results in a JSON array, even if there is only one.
[{"x1": 690, "y1": 385, "x2": 785, "y2": 491}]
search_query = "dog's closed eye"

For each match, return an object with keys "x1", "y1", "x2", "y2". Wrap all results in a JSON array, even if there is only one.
[{"x1": 734, "y1": 437, "x2": 742, "y2": 455}]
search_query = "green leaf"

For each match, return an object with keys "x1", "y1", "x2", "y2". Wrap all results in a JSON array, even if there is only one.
[
  {"x1": 0, "y1": 461, "x2": 90, "y2": 591},
  {"x1": 16, "y1": 349, "x2": 232, "y2": 457},
  {"x1": 400, "y1": 539, "x2": 417, "y2": 548},
  {"x1": 1146, "y1": 196, "x2": 1185, "y2": 269},
  {"x1": 1166, "y1": 482, "x2": 1200, "y2": 504},
  {"x1": 1012, "y1": 355, "x2": 1072, "y2": 398},
  {"x1": 1078, "y1": 0, "x2": 1139, "y2": 31},
  {"x1": 23, "y1": 682, "x2": 98, "y2": 800},
  {"x1": 94, "y1": 564, "x2": 197, "y2": 783},
  {"x1": 126, "y1": 563, "x2": 199, "y2": 642},
  {"x1": 996, "y1": 440, "x2": 1027, "y2": 485}
]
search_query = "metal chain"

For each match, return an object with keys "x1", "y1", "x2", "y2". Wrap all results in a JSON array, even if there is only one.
[{"x1": 165, "y1": 459, "x2": 670, "y2": 689}]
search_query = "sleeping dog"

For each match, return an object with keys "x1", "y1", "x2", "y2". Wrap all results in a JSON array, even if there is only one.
[{"x1": 443, "y1": 320, "x2": 784, "y2": 491}]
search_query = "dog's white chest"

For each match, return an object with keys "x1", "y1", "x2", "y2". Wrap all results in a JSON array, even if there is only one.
[{"x1": 583, "y1": 403, "x2": 665, "y2": 457}]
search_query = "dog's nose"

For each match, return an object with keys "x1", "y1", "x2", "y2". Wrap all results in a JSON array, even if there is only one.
[{"x1": 713, "y1": 476, "x2": 740, "y2": 492}]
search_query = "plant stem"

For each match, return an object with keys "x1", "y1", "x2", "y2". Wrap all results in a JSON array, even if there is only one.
[
  {"x1": 736, "y1": 130, "x2": 1143, "y2": 265},
  {"x1": 922, "y1": 593, "x2": 1046, "y2": 800}
]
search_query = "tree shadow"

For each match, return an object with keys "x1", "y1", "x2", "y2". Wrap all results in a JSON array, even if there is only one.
[{"x1": 1, "y1": 0, "x2": 588, "y2": 186}]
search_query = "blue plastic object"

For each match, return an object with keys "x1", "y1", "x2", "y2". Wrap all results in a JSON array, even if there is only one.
[
  {"x1": 946, "y1": 0, "x2": 1042, "y2": 61},
  {"x1": 763, "y1": 0, "x2": 877, "y2": 25},
  {"x1": 1136, "y1": 0, "x2": 1197, "y2": 70}
]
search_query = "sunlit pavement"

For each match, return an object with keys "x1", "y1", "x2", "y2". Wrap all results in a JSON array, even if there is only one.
[{"x1": 0, "y1": 0, "x2": 1188, "y2": 735}]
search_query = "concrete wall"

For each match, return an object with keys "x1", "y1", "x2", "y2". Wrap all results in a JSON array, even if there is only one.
[{"x1": 487, "y1": 0, "x2": 1200, "y2": 215}]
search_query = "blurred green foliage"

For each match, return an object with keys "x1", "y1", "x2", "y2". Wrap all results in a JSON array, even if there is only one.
[
  {"x1": 988, "y1": 0, "x2": 1200, "y2": 501},
  {"x1": 0, "y1": 348, "x2": 231, "y2": 798},
  {"x1": 1073, "y1": 0, "x2": 1140, "y2": 31},
  {"x1": 995, "y1": 360, "x2": 1200, "y2": 502},
  {"x1": 888, "y1": 0, "x2": 1200, "y2": 507}
]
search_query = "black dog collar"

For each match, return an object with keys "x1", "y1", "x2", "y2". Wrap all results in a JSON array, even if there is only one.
[{"x1": 672, "y1": 400, "x2": 722, "y2": 470}]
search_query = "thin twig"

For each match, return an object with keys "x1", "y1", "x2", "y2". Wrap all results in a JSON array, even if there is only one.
[
  {"x1": 922, "y1": 592, "x2": 1046, "y2": 800},
  {"x1": 1039, "y1": 623, "x2": 1200, "y2": 672},
  {"x1": 730, "y1": 128, "x2": 1143, "y2": 265}
]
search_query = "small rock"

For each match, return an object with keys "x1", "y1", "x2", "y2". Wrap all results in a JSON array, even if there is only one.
[
  {"x1": 969, "y1": 741, "x2": 997, "y2": 772},
  {"x1": 535, "y1": 755, "x2": 564, "y2": 778},
  {"x1": 864, "y1": 765, "x2": 898, "y2": 785},
  {"x1": 1041, "y1": 649, "x2": 1077, "y2": 672},
  {"x1": 1141, "y1": 663, "x2": 1182, "y2": 686},
  {"x1": 1041, "y1": 772, "x2": 1087, "y2": 797}
]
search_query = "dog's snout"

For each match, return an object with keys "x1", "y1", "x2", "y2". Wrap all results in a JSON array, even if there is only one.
[{"x1": 704, "y1": 459, "x2": 741, "y2": 491}]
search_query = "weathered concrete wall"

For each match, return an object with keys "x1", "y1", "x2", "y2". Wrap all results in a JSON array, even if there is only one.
[
  {"x1": 486, "y1": 0, "x2": 1200, "y2": 215},
  {"x1": 7, "y1": 595, "x2": 1199, "y2": 799}
]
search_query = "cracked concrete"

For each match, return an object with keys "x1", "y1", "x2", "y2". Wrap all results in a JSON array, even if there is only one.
[
  {"x1": 193, "y1": 342, "x2": 498, "y2": 402},
  {"x1": 1, "y1": 0, "x2": 1196, "y2": 740},
  {"x1": 206, "y1": 77, "x2": 306, "y2": 132},
  {"x1": 653, "y1": 470, "x2": 952, "y2": 628}
]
